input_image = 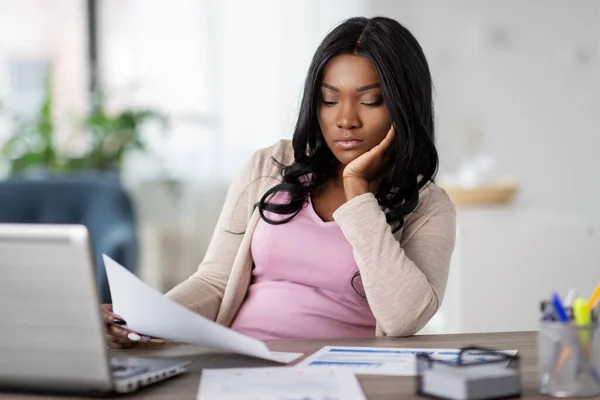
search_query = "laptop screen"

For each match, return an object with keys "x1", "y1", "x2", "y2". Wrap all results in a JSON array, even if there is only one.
[{"x1": 0, "y1": 224, "x2": 113, "y2": 393}]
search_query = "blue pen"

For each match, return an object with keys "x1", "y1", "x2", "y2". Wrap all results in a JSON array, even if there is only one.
[{"x1": 551, "y1": 292, "x2": 569, "y2": 323}]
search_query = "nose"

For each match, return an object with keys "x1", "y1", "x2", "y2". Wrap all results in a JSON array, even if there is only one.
[{"x1": 336, "y1": 103, "x2": 361, "y2": 130}]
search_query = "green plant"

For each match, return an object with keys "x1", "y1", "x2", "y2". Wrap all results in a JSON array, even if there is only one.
[
  {"x1": 66, "y1": 105, "x2": 167, "y2": 171},
  {"x1": 0, "y1": 81, "x2": 61, "y2": 174},
  {"x1": 0, "y1": 84, "x2": 167, "y2": 175}
]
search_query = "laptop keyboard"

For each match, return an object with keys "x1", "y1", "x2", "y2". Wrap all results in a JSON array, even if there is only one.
[{"x1": 111, "y1": 363, "x2": 150, "y2": 379}]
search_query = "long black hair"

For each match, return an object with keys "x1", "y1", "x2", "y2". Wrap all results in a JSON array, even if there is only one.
[{"x1": 258, "y1": 16, "x2": 438, "y2": 233}]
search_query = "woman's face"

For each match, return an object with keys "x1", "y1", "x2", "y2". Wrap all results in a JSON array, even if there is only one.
[{"x1": 318, "y1": 54, "x2": 392, "y2": 167}]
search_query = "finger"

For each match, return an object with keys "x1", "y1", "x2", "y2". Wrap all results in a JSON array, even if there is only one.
[
  {"x1": 104, "y1": 307, "x2": 126, "y2": 322},
  {"x1": 125, "y1": 332, "x2": 152, "y2": 343},
  {"x1": 104, "y1": 314, "x2": 127, "y2": 327},
  {"x1": 110, "y1": 341, "x2": 138, "y2": 349},
  {"x1": 386, "y1": 123, "x2": 395, "y2": 136},
  {"x1": 109, "y1": 325, "x2": 134, "y2": 343},
  {"x1": 371, "y1": 126, "x2": 396, "y2": 156},
  {"x1": 108, "y1": 325, "x2": 150, "y2": 344},
  {"x1": 101, "y1": 305, "x2": 127, "y2": 326},
  {"x1": 106, "y1": 331, "x2": 138, "y2": 349},
  {"x1": 107, "y1": 341, "x2": 124, "y2": 349},
  {"x1": 105, "y1": 333, "x2": 127, "y2": 349},
  {"x1": 106, "y1": 333, "x2": 119, "y2": 344},
  {"x1": 380, "y1": 125, "x2": 396, "y2": 148}
]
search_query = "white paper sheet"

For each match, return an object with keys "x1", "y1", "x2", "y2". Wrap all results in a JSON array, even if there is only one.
[
  {"x1": 103, "y1": 255, "x2": 302, "y2": 364},
  {"x1": 295, "y1": 346, "x2": 518, "y2": 376},
  {"x1": 197, "y1": 367, "x2": 366, "y2": 400}
]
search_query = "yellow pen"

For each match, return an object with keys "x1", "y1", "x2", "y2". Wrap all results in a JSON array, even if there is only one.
[
  {"x1": 575, "y1": 298, "x2": 592, "y2": 326},
  {"x1": 588, "y1": 283, "x2": 600, "y2": 312},
  {"x1": 574, "y1": 298, "x2": 592, "y2": 359}
]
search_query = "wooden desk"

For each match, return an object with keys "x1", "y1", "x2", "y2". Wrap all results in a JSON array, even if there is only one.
[{"x1": 1, "y1": 331, "x2": 545, "y2": 400}]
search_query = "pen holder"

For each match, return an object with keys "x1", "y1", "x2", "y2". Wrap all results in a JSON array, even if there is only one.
[{"x1": 539, "y1": 320, "x2": 600, "y2": 397}]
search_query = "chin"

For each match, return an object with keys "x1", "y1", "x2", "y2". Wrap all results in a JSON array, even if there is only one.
[{"x1": 332, "y1": 150, "x2": 363, "y2": 166}]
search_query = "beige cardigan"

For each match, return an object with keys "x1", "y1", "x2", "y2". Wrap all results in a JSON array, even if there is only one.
[{"x1": 166, "y1": 139, "x2": 456, "y2": 337}]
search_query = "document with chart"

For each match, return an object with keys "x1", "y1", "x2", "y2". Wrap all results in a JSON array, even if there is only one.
[{"x1": 296, "y1": 346, "x2": 518, "y2": 376}]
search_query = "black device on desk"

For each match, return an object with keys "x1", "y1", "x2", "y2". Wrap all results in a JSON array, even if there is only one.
[
  {"x1": 416, "y1": 347, "x2": 521, "y2": 400},
  {"x1": 0, "y1": 223, "x2": 189, "y2": 395}
]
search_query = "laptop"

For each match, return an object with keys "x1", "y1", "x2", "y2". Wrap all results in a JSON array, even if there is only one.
[{"x1": 0, "y1": 223, "x2": 190, "y2": 395}]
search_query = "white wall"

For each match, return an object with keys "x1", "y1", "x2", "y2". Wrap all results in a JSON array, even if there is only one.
[
  {"x1": 368, "y1": 0, "x2": 600, "y2": 226},
  {"x1": 439, "y1": 206, "x2": 600, "y2": 333},
  {"x1": 368, "y1": 0, "x2": 600, "y2": 334}
]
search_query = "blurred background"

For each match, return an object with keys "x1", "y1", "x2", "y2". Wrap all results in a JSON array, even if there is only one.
[{"x1": 0, "y1": 0, "x2": 599, "y2": 334}]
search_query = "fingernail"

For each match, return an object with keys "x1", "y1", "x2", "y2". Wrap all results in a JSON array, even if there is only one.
[
  {"x1": 140, "y1": 335, "x2": 151, "y2": 343},
  {"x1": 113, "y1": 318, "x2": 127, "y2": 325},
  {"x1": 127, "y1": 333, "x2": 141, "y2": 342}
]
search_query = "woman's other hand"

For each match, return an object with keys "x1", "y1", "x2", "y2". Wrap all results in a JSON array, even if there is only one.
[{"x1": 101, "y1": 304, "x2": 150, "y2": 349}]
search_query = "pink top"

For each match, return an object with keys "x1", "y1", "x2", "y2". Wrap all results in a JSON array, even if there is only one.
[{"x1": 230, "y1": 194, "x2": 376, "y2": 340}]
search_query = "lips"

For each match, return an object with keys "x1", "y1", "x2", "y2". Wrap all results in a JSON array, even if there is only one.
[{"x1": 334, "y1": 137, "x2": 364, "y2": 150}]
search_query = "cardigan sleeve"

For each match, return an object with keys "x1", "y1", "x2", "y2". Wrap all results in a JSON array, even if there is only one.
[
  {"x1": 165, "y1": 154, "x2": 257, "y2": 321},
  {"x1": 332, "y1": 190, "x2": 456, "y2": 336}
]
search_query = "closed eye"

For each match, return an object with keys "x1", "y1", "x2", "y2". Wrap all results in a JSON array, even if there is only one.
[
  {"x1": 362, "y1": 98, "x2": 384, "y2": 107},
  {"x1": 322, "y1": 100, "x2": 338, "y2": 107}
]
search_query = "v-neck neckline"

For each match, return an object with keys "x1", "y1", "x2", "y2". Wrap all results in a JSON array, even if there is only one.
[{"x1": 306, "y1": 194, "x2": 339, "y2": 228}]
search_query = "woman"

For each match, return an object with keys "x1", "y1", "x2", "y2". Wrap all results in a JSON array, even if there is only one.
[{"x1": 104, "y1": 16, "x2": 456, "y2": 347}]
